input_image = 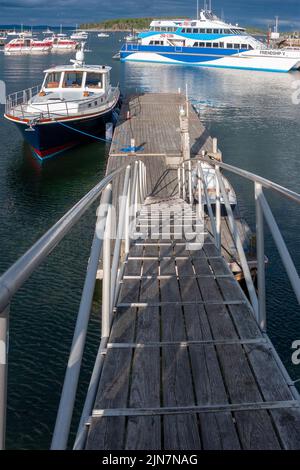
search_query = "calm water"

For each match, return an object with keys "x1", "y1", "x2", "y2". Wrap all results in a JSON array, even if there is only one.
[{"x1": 0, "y1": 33, "x2": 300, "y2": 449}]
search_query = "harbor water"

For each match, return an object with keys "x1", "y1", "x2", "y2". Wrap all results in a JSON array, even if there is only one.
[{"x1": 0, "y1": 32, "x2": 300, "y2": 449}]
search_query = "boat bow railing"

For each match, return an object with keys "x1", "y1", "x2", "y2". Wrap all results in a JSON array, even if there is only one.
[{"x1": 5, "y1": 84, "x2": 42, "y2": 116}]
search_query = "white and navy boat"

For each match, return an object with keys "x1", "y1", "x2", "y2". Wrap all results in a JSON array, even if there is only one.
[
  {"x1": 120, "y1": 9, "x2": 300, "y2": 72},
  {"x1": 4, "y1": 45, "x2": 120, "y2": 160}
]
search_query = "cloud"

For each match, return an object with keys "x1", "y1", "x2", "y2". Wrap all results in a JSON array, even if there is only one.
[{"x1": 0, "y1": 0, "x2": 299, "y2": 27}]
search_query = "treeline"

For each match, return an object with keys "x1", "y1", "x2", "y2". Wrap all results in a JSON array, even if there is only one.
[
  {"x1": 80, "y1": 17, "x2": 264, "y2": 34},
  {"x1": 80, "y1": 17, "x2": 185, "y2": 31}
]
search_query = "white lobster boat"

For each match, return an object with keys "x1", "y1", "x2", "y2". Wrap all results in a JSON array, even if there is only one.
[{"x1": 4, "y1": 44, "x2": 121, "y2": 160}]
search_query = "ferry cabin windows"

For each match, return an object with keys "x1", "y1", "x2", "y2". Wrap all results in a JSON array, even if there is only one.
[
  {"x1": 192, "y1": 41, "x2": 252, "y2": 50},
  {"x1": 45, "y1": 72, "x2": 62, "y2": 88},
  {"x1": 149, "y1": 40, "x2": 164, "y2": 45},
  {"x1": 85, "y1": 72, "x2": 103, "y2": 88},
  {"x1": 179, "y1": 27, "x2": 245, "y2": 35},
  {"x1": 63, "y1": 71, "x2": 83, "y2": 88}
]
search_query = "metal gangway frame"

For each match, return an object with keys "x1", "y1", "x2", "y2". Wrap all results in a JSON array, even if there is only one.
[{"x1": 0, "y1": 156, "x2": 299, "y2": 450}]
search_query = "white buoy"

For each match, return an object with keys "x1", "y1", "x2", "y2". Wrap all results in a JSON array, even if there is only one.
[{"x1": 105, "y1": 122, "x2": 113, "y2": 141}]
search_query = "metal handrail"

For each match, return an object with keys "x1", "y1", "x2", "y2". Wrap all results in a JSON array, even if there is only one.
[
  {"x1": 0, "y1": 159, "x2": 146, "y2": 451},
  {"x1": 183, "y1": 155, "x2": 300, "y2": 204},
  {"x1": 178, "y1": 154, "x2": 300, "y2": 330},
  {"x1": 0, "y1": 164, "x2": 131, "y2": 312}
]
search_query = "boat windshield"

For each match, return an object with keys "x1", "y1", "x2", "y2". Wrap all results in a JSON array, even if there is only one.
[
  {"x1": 62, "y1": 71, "x2": 83, "y2": 88},
  {"x1": 85, "y1": 72, "x2": 103, "y2": 89},
  {"x1": 45, "y1": 72, "x2": 62, "y2": 88}
]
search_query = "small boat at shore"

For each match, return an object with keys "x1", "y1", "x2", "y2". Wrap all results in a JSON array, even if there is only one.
[
  {"x1": 192, "y1": 162, "x2": 237, "y2": 215},
  {"x1": 4, "y1": 44, "x2": 120, "y2": 160},
  {"x1": 98, "y1": 32, "x2": 110, "y2": 38},
  {"x1": 71, "y1": 30, "x2": 88, "y2": 40}
]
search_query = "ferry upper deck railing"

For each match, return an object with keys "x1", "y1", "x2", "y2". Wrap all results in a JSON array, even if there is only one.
[{"x1": 0, "y1": 154, "x2": 299, "y2": 450}]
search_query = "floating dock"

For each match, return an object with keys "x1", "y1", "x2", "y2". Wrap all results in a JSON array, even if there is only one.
[{"x1": 84, "y1": 93, "x2": 300, "y2": 450}]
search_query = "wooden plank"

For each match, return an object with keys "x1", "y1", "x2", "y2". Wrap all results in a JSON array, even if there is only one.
[
  {"x1": 118, "y1": 279, "x2": 140, "y2": 304},
  {"x1": 87, "y1": 307, "x2": 136, "y2": 449},
  {"x1": 216, "y1": 343, "x2": 281, "y2": 449},
  {"x1": 125, "y1": 306, "x2": 161, "y2": 450},
  {"x1": 160, "y1": 273, "x2": 201, "y2": 449}
]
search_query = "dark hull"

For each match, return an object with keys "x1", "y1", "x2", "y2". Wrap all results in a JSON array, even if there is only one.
[{"x1": 14, "y1": 107, "x2": 119, "y2": 161}]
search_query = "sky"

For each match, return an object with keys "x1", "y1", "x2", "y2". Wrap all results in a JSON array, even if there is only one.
[{"x1": 0, "y1": 0, "x2": 300, "y2": 30}]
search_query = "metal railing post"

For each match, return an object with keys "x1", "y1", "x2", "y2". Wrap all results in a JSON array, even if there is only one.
[
  {"x1": 102, "y1": 184, "x2": 113, "y2": 339},
  {"x1": 197, "y1": 162, "x2": 203, "y2": 220},
  {"x1": 130, "y1": 161, "x2": 139, "y2": 232},
  {"x1": 0, "y1": 305, "x2": 9, "y2": 451},
  {"x1": 259, "y1": 192, "x2": 300, "y2": 305},
  {"x1": 215, "y1": 164, "x2": 221, "y2": 253},
  {"x1": 110, "y1": 166, "x2": 131, "y2": 307},
  {"x1": 50, "y1": 186, "x2": 112, "y2": 450},
  {"x1": 188, "y1": 160, "x2": 192, "y2": 204},
  {"x1": 182, "y1": 163, "x2": 186, "y2": 201},
  {"x1": 178, "y1": 167, "x2": 181, "y2": 198},
  {"x1": 125, "y1": 172, "x2": 131, "y2": 254},
  {"x1": 255, "y1": 182, "x2": 266, "y2": 331},
  {"x1": 216, "y1": 169, "x2": 259, "y2": 319},
  {"x1": 199, "y1": 163, "x2": 217, "y2": 241}
]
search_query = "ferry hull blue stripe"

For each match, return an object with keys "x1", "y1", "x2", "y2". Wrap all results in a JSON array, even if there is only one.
[
  {"x1": 121, "y1": 44, "x2": 244, "y2": 56},
  {"x1": 120, "y1": 56, "x2": 288, "y2": 73}
]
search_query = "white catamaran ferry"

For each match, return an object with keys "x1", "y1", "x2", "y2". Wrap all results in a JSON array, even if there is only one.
[{"x1": 120, "y1": 9, "x2": 300, "y2": 72}]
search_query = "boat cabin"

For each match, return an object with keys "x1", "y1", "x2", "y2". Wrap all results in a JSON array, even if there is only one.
[{"x1": 41, "y1": 66, "x2": 111, "y2": 94}]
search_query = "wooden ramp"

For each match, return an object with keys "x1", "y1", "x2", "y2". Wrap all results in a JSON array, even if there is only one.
[{"x1": 86, "y1": 197, "x2": 300, "y2": 450}]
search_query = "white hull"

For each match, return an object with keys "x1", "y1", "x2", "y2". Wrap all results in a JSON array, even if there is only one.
[
  {"x1": 121, "y1": 50, "x2": 300, "y2": 72},
  {"x1": 4, "y1": 47, "x2": 51, "y2": 55}
]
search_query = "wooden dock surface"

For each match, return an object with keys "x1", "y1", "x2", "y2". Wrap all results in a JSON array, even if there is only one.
[{"x1": 85, "y1": 94, "x2": 300, "y2": 450}]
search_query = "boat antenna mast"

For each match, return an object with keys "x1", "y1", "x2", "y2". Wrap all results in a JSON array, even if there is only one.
[{"x1": 71, "y1": 41, "x2": 85, "y2": 67}]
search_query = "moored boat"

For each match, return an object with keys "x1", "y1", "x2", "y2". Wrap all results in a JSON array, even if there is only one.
[
  {"x1": 71, "y1": 30, "x2": 88, "y2": 40},
  {"x1": 4, "y1": 45, "x2": 121, "y2": 160},
  {"x1": 45, "y1": 34, "x2": 78, "y2": 50},
  {"x1": 4, "y1": 36, "x2": 52, "y2": 55},
  {"x1": 120, "y1": 8, "x2": 300, "y2": 72},
  {"x1": 98, "y1": 32, "x2": 110, "y2": 38}
]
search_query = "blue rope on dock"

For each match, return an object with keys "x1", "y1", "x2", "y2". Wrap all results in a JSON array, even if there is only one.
[
  {"x1": 56, "y1": 120, "x2": 144, "y2": 153},
  {"x1": 56, "y1": 121, "x2": 118, "y2": 145}
]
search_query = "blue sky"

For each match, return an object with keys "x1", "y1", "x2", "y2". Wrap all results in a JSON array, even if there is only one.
[{"x1": 0, "y1": 0, "x2": 300, "y2": 29}]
